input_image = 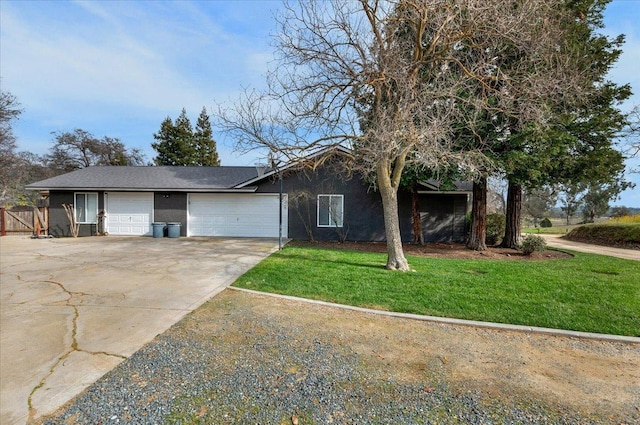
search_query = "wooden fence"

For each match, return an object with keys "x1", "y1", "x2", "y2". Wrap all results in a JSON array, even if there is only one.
[{"x1": 0, "y1": 207, "x2": 49, "y2": 236}]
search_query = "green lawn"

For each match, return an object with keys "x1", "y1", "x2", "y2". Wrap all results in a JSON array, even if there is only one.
[
  {"x1": 233, "y1": 246, "x2": 640, "y2": 337},
  {"x1": 523, "y1": 220, "x2": 640, "y2": 235},
  {"x1": 522, "y1": 225, "x2": 576, "y2": 234}
]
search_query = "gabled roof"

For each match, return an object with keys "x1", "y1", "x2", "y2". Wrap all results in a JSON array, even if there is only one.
[
  {"x1": 26, "y1": 166, "x2": 263, "y2": 192},
  {"x1": 26, "y1": 146, "x2": 352, "y2": 192},
  {"x1": 25, "y1": 146, "x2": 472, "y2": 194},
  {"x1": 234, "y1": 145, "x2": 352, "y2": 188}
]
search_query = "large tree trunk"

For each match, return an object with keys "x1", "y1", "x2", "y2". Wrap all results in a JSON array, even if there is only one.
[
  {"x1": 466, "y1": 177, "x2": 487, "y2": 251},
  {"x1": 501, "y1": 181, "x2": 522, "y2": 248},
  {"x1": 411, "y1": 182, "x2": 424, "y2": 245},
  {"x1": 377, "y1": 165, "x2": 410, "y2": 271}
]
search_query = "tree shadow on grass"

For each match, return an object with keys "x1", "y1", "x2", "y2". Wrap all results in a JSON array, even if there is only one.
[{"x1": 276, "y1": 251, "x2": 388, "y2": 271}]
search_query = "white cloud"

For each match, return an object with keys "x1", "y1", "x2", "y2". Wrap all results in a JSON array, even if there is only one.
[
  {"x1": 3, "y1": 0, "x2": 637, "y2": 205},
  {"x1": 0, "y1": 0, "x2": 280, "y2": 165},
  {"x1": 1, "y1": 1, "x2": 274, "y2": 118}
]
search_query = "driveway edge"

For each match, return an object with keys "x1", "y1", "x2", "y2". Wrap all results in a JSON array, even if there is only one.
[
  {"x1": 229, "y1": 287, "x2": 640, "y2": 344},
  {"x1": 540, "y1": 234, "x2": 640, "y2": 261}
]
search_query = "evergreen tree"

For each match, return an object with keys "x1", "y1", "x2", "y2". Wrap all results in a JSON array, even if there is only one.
[
  {"x1": 581, "y1": 184, "x2": 616, "y2": 223},
  {"x1": 194, "y1": 107, "x2": 220, "y2": 166},
  {"x1": 152, "y1": 108, "x2": 220, "y2": 166},
  {"x1": 499, "y1": 0, "x2": 632, "y2": 248},
  {"x1": 152, "y1": 117, "x2": 182, "y2": 166}
]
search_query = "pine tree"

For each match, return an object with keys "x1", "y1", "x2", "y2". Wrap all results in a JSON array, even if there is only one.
[
  {"x1": 174, "y1": 108, "x2": 196, "y2": 165},
  {"x1": 194, "y1": 107, "x2": 220, "y2": 166},
  {"x1": 152, "y1": 108, "x2": 220, "y2": 166},
  {"x1": 499, "y1": 0, "x2": 632, "y2": 248},
  {"x1": 152, "y1": 117, "x2": 180, "y2": 165}
]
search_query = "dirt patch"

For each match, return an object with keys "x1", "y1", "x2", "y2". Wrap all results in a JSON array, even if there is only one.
[
  {"x1": 212, "y1": 291, "x2": 640, "y2": 422},
  {"x1": 291, "y1": 240, "x2": 573, "y2": 260},
  {"x1": 37, "y1": 289, "x2": 640, "y2": 424}
]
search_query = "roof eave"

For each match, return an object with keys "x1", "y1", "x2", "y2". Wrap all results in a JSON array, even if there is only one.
[
  {"x1": 27, "y1": 187, "x2": 258, "y2": 193},
  {"x1": 417, "y1": 190, "x2": 472, "y2": 195}
]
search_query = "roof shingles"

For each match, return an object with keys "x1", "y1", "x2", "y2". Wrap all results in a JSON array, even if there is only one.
[{"x1": 26, "y1": 166, "x2": 261, "y2": 191}]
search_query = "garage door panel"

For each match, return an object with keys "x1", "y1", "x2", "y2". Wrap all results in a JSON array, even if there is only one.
[
  {"x1": 129, "y1": 215, "x2": 149, "y2": 224},
  {"x1": 106, "y1": 193, "x2": 153, "y2": 236},
  {"x1": 188, "y1": 194, "x2": 287, "y2": 238}
]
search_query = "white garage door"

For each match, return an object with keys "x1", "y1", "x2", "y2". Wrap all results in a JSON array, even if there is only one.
[
  {"x1": 105, "y1": 192, "x2": 154, "y2": 236},
  {"x1": 188, "y1": 193, "x2": 287, "y2": 238}
]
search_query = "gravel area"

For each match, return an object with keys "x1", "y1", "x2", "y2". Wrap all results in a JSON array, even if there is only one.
[{"x1": 38, "y1": 290, "x2": 639, "y2": 425}]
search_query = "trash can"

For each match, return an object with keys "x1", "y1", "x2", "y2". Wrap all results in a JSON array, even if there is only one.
[
  {"x1": 152, "y1": 222, "x2": 166, "y2": 238},
  {"x1": 167, "y1": 222, "x2": 181, "y2": 238}
]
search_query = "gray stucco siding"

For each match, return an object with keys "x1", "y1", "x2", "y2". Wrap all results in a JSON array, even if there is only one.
[
  {"x1": 42, "y1": 165, "x2": 468, "y2": 242},
  {"x1": 256, "y1": 168, "x2": 408, "y2": 242},
  {"x1": 49, "y1": 191, "x2": 106, "y2": 237},
  {"x1": 154, "y1": 192, "x2": 188, "y2": 236},
  {"x1": 419, "y1": 193, "x2": 468, "y2": 243},
  {"x1": 255, "y1": 168, "x2": 467, "y2": 243}
]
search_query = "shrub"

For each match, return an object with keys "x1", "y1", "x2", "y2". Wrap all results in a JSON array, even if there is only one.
[
  {"x1": 486, "y1": 213, "x2": 505, "y2": 245},
  {"x1": 540, "y1": 217, "x2": 553, "y2": 228},
  {"x1": 566, "y1": 224, "x2": 640, "y2": 247},
  {"x1": 521, "y1": 235, "x2": 547, "y2": 255}
]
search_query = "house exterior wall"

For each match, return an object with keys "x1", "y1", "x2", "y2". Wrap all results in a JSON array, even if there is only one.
[
  {"x1": 419, "y1": 193, "x2": 468, "y2": 243},
  {"x1": 154, "y1": 192, "x2": 187, "y2": 236},
  {"x1": 45, "y1": 168, "x2": 467, "y2": 242},
  {"x1": 49, "y1": 191, "x2": 105, "y2": 237},
  {"x1": 255, "y1": 167, "x2": 415, "y2": 242}
]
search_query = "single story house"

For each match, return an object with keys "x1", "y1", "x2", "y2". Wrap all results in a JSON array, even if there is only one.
[{"x1": 26, "y1": 149, "x2": 471, "y2": 242}]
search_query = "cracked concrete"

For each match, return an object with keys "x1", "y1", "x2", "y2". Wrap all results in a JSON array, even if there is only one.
[
  {"x1": 0, "y1": 236, "x2": 278, "y2": 425},
  {"x1": 25, "y1": 278, "x2": 128, "y2": 423}
]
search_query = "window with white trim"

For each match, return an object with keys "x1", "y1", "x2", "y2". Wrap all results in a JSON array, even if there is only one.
[
  {"x1": 317, "y1": 194, "x2": 343, "y2": 227},
  {"x1": 74, "y1": 193, "x2": 98, "y2": 224}
]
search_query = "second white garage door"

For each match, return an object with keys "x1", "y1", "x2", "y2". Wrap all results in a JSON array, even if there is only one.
[
  {"x1": 188, "y1": 193, "x2": 287, "y2": 238},
  {"x1": 105, "y1": 192, "x2": 154, "y2": 236}
]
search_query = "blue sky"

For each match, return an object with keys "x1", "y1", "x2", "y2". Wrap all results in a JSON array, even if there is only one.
[{"x1": 1, "y1": 0, "x2": 639, "y2": 206}]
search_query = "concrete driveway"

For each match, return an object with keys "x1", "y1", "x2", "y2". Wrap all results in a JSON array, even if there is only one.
[{"x1": 0, "y1": 236, "x2": 278, "y2": 425}]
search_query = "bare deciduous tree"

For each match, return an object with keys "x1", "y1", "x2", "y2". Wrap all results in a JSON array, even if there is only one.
[
  {"x1": 47, "y1": 129, "x2": 145, "y2": 172},
  {"x1": 62, "y1": 203, "x2": 80, "y2": 238},
  {"x1": 289, "y1": 190, "x2": 316, "y2": 242},
  {"x1": 523, "y1": 186, "x2": 557, "y2": 227},
  {"x1": 216, "y1": 0, "x2": 582, "y2": 270}
]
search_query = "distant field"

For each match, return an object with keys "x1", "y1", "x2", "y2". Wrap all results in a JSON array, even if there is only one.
[
  {"x1": 522, "y1": 225, "x2": 578, "y2": 235},
  {"x1": 523, "y1": 216, "x2": 640, "y2": 235},
  {"x1": 609, "y1": 215, "x2": 640, "y2": 224}
]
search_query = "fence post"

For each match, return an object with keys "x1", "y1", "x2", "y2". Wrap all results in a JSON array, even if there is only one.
[
  {"x1": 33, "y1": 207, "x2": 48, "y2": 237},
  {"x1": 1, "y1": 207, "x2": 5, "y2": 237},
  {"x1": 34, "y1": 207, "x2": 39, "y2": 237}
]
